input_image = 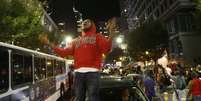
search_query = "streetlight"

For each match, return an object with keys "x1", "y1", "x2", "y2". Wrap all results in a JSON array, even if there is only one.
[
  {"x1": 60, "y1": 35, "x2": 73, "y2": 48},
  {"x1": 58, "y1": 22, "x2": 65, "y2": 26},
  {"x1": 124, "y1": 9, "x2": 127, "y2": 12},
  {"x1": 116, "y1": 36, "x2": 123, "y2": 44},
  {"x1": 120, "y1": 43, "x2": 127, "y2": 50},
  {"x1": 65, "y1": 36, "x2": 73, "y2": 43},
  {"x1": 145, "y1": 51, "x2": 149, "y2": 55},
  {"x1": 144, "y1": 51, "x2": 150, "y2": 66}
]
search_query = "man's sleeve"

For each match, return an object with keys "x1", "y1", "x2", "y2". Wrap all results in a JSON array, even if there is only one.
[
  {"x1": 53, "y1": 42, "x2": 74, "y2": 58},
  {"x1": 96, "y1": 34, "x2": 112, "y2": 54}
]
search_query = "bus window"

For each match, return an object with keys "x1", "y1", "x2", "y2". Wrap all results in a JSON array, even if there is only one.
[
  {"x1": 54, "y1": 60, "x2": 60, "y2": 76},
  {"x1": 34, "y1": 57, "x2": 46, "y2": 81},
  {"x1": 47, "y1": 59, "x2": 53, "y2": 77},
  {"x1": 34, "y1": 57, "x2": 40, "y2": 81},
  {"x1": 0, "y1": 49, "x2": 9, "y2": 93},
  {"x1": 61, "y1": 61, "x2": 66, "y2": 74},
  {"x1": 41, "y1": 58, "x2": 46, "y2": 78},
  {"x1": 24, "y1": 56, "x2": 32, "y2": 82},
  {"x1": 12, "y1": 53, "x2": 32, "y2": 87}
]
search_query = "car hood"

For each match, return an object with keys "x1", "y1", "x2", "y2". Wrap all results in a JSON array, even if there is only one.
[{"x1": 100, "y1": 75, "x2": 135, "y2": 89}]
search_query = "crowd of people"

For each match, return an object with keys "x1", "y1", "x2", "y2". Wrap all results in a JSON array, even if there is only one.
[
  {"x1": 102, "y1": 63, "x2": 201, "y2": 101},
  {"x1": 40, "y1": 17, "x2": 118, "y2": 101},
  {"x1": 40, "y1": 16, "x2": 201, "y2": 101}
]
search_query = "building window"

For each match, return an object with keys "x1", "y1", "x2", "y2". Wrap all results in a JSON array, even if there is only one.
[
  {"x1": 160, "y1": 5, "x2": 164, "y2": 14},
  {"x1": 163, "y1": 0, "x2": 168, "y2": 11},
  {"x1": 138, "y1": 0, "x2": 143, "y2": 6},
  {"x1": 173, "y1": 39, "x2": 178, "y2": 53},
  {"x1": 152, "y1": 1, "x2": 156, "y2": 9},
  {"x1": 178, "y1": 15, "x2": 193, "y2": 32},
  {"x1": 170, "y1": 20, "x2": 176, "y2": 33},
  {"x1": 147, "y1": 7, "x2": 152, "y2": 15},
  {"x1": 155, "y1": 0, "x2": 159, "y2": 6},
  {"x1": 177, "y1": 40, "x2": 183, "y2": 54},
  {"x1": 169, "y1": 0, "x2": 174, "y2": 5},
  {"x1": 155, "y1": 9, "x2": 160, "y2": 17},
  {"x1": 169, "y1": 41, "x2": 175, "y2": 53}
]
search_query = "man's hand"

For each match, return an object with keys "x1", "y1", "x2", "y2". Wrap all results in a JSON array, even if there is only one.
[
  {"x1": 39, "y1": 34, "x2": 55, "y2": 48},
  {"x1": 106, "y1": 17, "x2": 119, "y2": 39},
  {"x1": 39, "y1": 34, "x2": 49, "y2": 45}
]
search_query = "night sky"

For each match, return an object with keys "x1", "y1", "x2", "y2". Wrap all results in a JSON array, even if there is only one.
[
  {"x1": 47, "y1": 0, "x2": 120, "y2": 33},
  {"x1": 74, "y1": 0, "x2": 121, "y2": 21}
]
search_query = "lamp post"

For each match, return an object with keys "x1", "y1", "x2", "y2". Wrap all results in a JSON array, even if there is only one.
[
  {"x1": 115, "y1": 35, "x2": 130, "y2": 65},
  {"x1": 65, "y1": 36, "x2": 73, "y2": 43},
  {"x1": 116, "y1": 36, "x2": 123, "y2": 44},
  {"x1": 145, "y1": 51, "x2": 149, "y2": 55},
  {"x1": 144, "y1": 51, "x2": 150, "y2": 66},
  {"x1": 60, "y1": 35, "x2": 73, "y2": 48}
]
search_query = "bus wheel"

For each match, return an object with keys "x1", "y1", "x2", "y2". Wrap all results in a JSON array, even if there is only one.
[{"x1": 60, "y1": 83, "x2": 65, "y2": 97}]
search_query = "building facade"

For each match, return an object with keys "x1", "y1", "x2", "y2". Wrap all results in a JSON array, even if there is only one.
[
  {"x1": 73, "y1": 7, "x2": 83, "y2": 34},
  {"x1": 42, "y1": 10, "x2": 59, "y2": 35},
  {"x1": 124, "y1": 0, "x2": 201, "y2": 63}
]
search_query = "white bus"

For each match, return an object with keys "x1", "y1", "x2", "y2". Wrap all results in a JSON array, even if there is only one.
[{"x1": 0, "y1": 42, "x2": 71, "y2": 101}]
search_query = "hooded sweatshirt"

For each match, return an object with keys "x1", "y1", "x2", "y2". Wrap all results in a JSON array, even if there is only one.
[{"x1": 53, "y1": 23, "x2": 112, "y2": 70}]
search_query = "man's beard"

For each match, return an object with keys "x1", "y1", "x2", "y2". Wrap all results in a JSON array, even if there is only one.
[{"x1": 83, "y1": 26, "x2": 92, "y2": 32}]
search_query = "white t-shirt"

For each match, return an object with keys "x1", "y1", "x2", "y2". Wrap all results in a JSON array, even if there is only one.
[{"x1": 74, "y1": 67, "x2": 99, "y2": 73}]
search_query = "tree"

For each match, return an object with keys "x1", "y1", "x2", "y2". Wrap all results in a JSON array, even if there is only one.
[
  {"x1": 105, "y1": 47, "x2": 124, "y2": 63},
  {"x1": 0, "y1": 0, "x2": 44, "y2": 49},
  {"x1": 127, "y1": 20, "x2": 169, "y2": 61}
]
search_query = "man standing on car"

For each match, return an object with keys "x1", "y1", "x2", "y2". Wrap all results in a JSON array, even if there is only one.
[{"x1": 40, "y1": 18, "x2": 118, "y2": 101}]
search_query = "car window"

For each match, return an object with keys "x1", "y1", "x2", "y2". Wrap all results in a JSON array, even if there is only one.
[
  {"x1": 129, "y1": 87, "x2": 147, "y2": 101},
  {"x1": 100, "y1": 87, "x2": 147, "y2": 101}
]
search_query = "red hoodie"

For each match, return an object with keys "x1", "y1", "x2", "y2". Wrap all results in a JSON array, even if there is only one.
[
  {"x1": 191, "y1": 78, "x2": 201, "y2": 96},
  {"x1": 53, "y1": 23, "x2": 112, "y2": 70}
]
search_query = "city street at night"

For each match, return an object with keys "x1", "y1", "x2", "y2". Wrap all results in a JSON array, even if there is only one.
[{"x1": 1, "y1": 0, "x2": 201, "y2": 101}]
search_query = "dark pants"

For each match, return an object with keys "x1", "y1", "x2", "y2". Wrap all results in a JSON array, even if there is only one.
[{"x1": 74, "y1": 72, "x2": 100, "y2": 101}]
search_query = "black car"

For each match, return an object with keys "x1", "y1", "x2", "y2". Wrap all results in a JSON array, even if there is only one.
[
  {"x1": 99, "y1": 73, "x2": 148, "y2": 101},
  {"x1": 58, "y1": 73, "x2": 148, "y2": 101}
]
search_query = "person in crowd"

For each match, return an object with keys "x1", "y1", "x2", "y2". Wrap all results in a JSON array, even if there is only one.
[
  {"x1": 121, "y1": 88, "x2": 130, "y2": 101},
  {"x1": 173, "y1": 71, "x2": 187, "y2": 101},
  {"x1": 158, "y1": 65, "x2": 171, "y2": 93},
  {"x1": 175, "y1": 71, "x2": 186, "y2": 90},
  {"x1": 40, "y1": 18, "x2": 118, "y2": 101},
  {"x1": 196, "y1": 65, "x2": 201, "y2": 78},
  {"x1": 187, "y1": 71, "x2": 201, "y2": 101},
  {"x1": 143, "y1": 70, "x2": 156, "y2": 101}
]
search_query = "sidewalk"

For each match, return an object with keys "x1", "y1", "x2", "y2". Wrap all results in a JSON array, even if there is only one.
[
  {"x1": 154, "y1": 85, "x2": 174, "y2": 101},
  {"x1": 154, "y1": 86, "x2": 188, "y2": 101}
]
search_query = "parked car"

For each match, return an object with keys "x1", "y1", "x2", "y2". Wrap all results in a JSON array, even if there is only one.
[
  {"x1": 99, "y1": 73, "x2": 148, "y2": 101},
  {"x1": 58, "y1": 73, "x2": 148, "y2": 101}
]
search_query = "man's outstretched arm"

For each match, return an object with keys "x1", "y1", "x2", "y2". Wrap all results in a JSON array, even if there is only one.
[
  {"x1": 97, "y1": 17, "x2": 119, "y2": 54},
  {"x1": 39, "y1": 34, "x2": 74, "y2": 58}
]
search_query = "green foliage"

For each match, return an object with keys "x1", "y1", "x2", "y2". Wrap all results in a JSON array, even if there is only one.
[
  {"x1": 105, "y1": 47, "x2": 124, "y2": 63},
  {"x1": 127, "y1": 20, "x2": 169, "y2": 61},
  {"x1": 0, "y1": 0, "x2": 44, "y2": 49}
]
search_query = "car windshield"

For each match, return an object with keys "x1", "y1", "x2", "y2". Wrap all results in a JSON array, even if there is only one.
[{"x1": 100, "y1": 87, "x2": 147, "y2": 101}]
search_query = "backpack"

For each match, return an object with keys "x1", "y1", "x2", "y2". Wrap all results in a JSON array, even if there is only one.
[{"x1": 176, "y1": 76, "x2": 186, "y2": 90}]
